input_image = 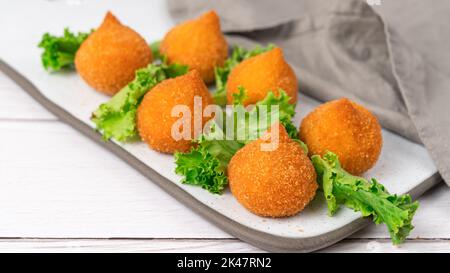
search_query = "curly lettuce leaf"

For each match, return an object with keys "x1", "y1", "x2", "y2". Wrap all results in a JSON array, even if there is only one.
[
  {"x1": 150, "y1": 40, "x2": 164, "y2": 62},
  {"x1": 255, "y1": 89, "x2": 298, "y2": 140},
  {"x1": 175, "y1": 90, "x2": 299, "y2": 194},
  {"x1": 174, "y1": 137, "x2": 242, "y2": 194},
  {"x1": 38, "y1": 28, "x2": 92, "y2": 71},
  {"x1": 312, "y1": 152, "x2": 419, "y2": 245},
  {"x1": 92, "y1": 63, "x2": 188, "y2": 141},
  {"x1": 213, "y1": 44, "x2": 275, "y2": 106},
  {"x1": 232, "y1": 86, "x2": 248, "y2": 105}
]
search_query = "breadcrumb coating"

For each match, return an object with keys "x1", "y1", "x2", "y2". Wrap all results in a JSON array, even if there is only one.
[
  {"x1": 228, "y1": 124, "x2": 317, "y2": 217},
  {"x1": 226, "y1": 47, "x2": 298, "y2": 105},
  {"x1": 299, "y1": 98, "x2": 383, "y2": 175},
  {"x1": 137, "y1": 70, "x2": 213, "y2": 154},
  {"x1": 160, "y1": 10, "x2": 228, "y2": 84},
  {"x1": 75, "y1": 12, "x2": 152, "y2": 95}
]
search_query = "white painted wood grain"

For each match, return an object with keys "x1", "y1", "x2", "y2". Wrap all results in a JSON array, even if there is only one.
[
  {"x1": 0, "y1": 72, "x2": 56, "y2": 120},
  {"x1": 0, "y1": 120, "x2": 230, "y2": 238},
  {"x1": 0, "y1": 239, "x2": 262, "y2": 253},
  {"x1": 0, "y1": 238, "x2": 448, "y2": 253},
  {"x1": 321, "y1": 239, "x2": 450, "y2": 253}
]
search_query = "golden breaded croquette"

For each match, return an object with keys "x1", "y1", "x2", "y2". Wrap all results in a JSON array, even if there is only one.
[
  {"x1": 137, "y1": 70, "x2": 213, "y2": 154},
  {"x1": 228, "y1": 124, "x2": 317, "y2": 217},
  {"x1": 75, "y1": 12, "x2": 152, "y2": 95},
  {"x1": 299, "y1": 98, "x2": 382, "y2": 175},
  {"x1": 160, "y1": 11, "x2": 228, "y2": 84},
  {"x1": 226, "y1": 47, "x2": 298, "y2": 105}
]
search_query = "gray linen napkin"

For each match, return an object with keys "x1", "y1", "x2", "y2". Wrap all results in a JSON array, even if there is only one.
[{"x1": 168, "y1": 0, "x2": 450, "y2": 186}]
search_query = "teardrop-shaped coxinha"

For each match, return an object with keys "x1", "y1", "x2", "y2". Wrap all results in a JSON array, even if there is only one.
[
  {"x1": 160, "y1": 10, "x2": 228, "y2": 84},
  {"x1": 300, "y1": 98, "x2": 383, "y2": 176},
  {"x1": 137, "y1": 70, "x2": 213, "y2": 154},
  {"x1": 75, "y1": 12, "x2": 152, "y2": 95},
  {"x1": 228, "y1": 123, "x2": 318, "y2": 217},
  {"x1": 226, "y1": 47, "x2": 298, "y2": 106}
]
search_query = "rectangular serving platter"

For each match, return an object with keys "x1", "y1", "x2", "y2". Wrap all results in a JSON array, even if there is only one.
[{"x1": 0, "y1": 0, "x2": 440, "y2": 252}]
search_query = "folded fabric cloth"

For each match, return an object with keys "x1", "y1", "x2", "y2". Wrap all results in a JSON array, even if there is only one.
[{"x1": 168, "y1": 0, "x2": 450, "y2": 186}]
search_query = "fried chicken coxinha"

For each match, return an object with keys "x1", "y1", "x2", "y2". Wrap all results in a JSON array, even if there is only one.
[
  {"x1": 92, "y1": 62, "x2": 189, "y2": 141},
  {"x1": 137, "y1": 70, "x2": 213, "y2": 154},
  {"x1": 229, "y1": 124, "x2": 318, "y2": 217},
  {"x1": 39, "y1": 11, "x2": 153, "y2": 95},
  {"x1": 226, "y1": 47, "x2": 298, "y2": 106},
  {"x1": 160, "y1": 11, "x2": 228, "y2": 84},
  {"x1": 300, "y1": 98, "x2": 382, "y2": 175},
  {"x1": 75, "y1": 12, "x2": 153, "y2": 95}
]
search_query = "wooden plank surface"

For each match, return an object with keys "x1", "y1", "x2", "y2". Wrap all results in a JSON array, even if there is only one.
[
  {"x1": 0, "y1": 71, "x2": 449, "y2": 252},
  {"x1": 0, "y1": 239, "x2": 448, "y2": 253}
]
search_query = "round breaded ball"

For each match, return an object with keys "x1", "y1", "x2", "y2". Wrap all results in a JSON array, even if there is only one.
[
  {"x1": 160, "y1": 10, "x2": 228, "y2": 84},
  {"x1": 137, "y1": 70, "x2": 213, "y2": 154},
  {"x1": 228, "y1": 124, "x2": 317, "y2": 217},
  {"x1": 75, "y1": 12, "x2": 152, "y2": 95},
  {"x1": 299, "y1": 98, "x2": 383, "y2": 175},
  {"x1": 226, "y1": 47, "x2": 298, "y2": 105}
]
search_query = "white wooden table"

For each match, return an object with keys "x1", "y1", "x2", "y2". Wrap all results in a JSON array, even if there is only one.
[{"x1": 0, "y1": 71, "x2": 449, "y2": 253}]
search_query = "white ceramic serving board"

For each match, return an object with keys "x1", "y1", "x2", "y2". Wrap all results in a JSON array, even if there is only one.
[{"x1": 0, "y1": 0, "x2": 438, "y2": 249}]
